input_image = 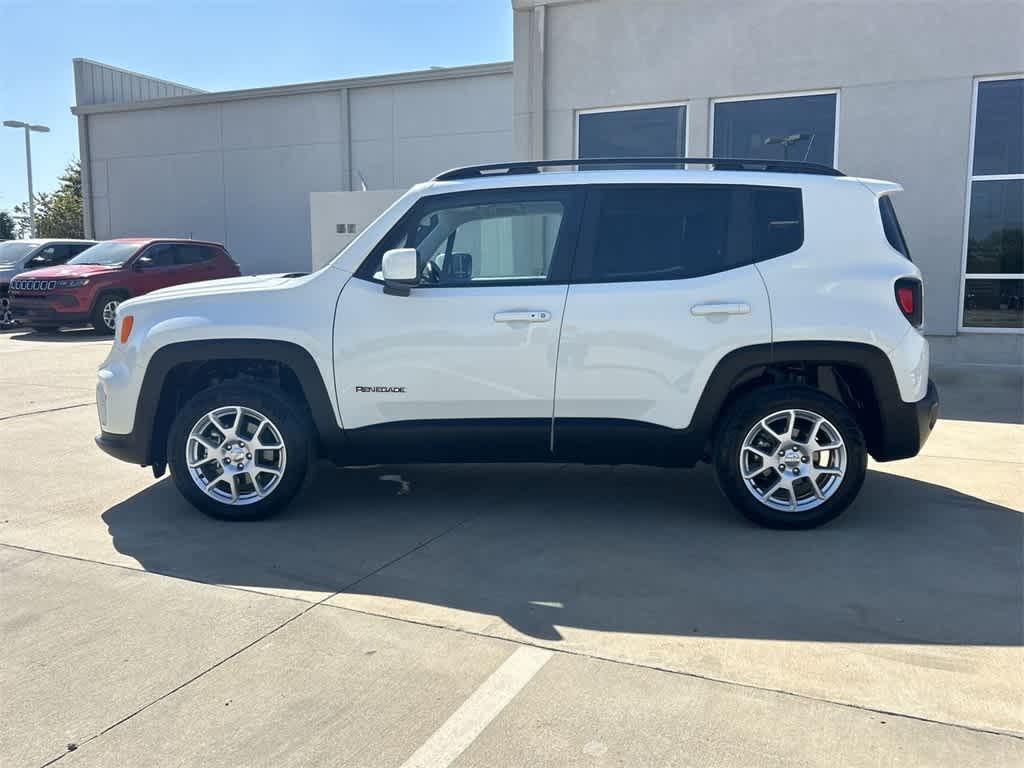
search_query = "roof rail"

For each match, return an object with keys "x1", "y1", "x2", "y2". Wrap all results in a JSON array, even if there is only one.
[{"x1": 434, "y1": 157, "x2": 844, "y2": 181}]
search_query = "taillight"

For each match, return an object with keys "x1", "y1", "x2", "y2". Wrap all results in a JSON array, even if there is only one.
[{"x1": 895, "y1": 278, "x2": 922, "y2": 328}]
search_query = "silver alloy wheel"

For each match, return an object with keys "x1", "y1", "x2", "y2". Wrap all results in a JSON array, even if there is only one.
[
  {"x1": 102, "y1": 299, "x2": 120, "y2": 331},
  {"x1": 0, "y1": 296, "x2": 11, "y2": 325},
  {"x1": 185, "y1": 406, "x2": 287, "y2": 506},
  {"x1": 739, "y1": 408, "x2": 847, "y2": 513}
]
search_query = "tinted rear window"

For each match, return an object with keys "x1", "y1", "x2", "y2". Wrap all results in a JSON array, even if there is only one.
[
  {"x1": 576, "y1": 185, "x2": 803, "y2": 283},
  {"x1": 879, "y1": 195, "x2": 910, "y2": 260},
  {"x1": 174, "y1": 244, "x2": 214, "y2": 264}
]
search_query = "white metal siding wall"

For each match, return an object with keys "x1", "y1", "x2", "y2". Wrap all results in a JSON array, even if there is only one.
[
  {"x1": 349, "y1": 74, "x2": 513, "y2": 189},
  {"x1": 73, "y1": 59, "x2": 202, "y2": 107},
  {"x1": 81, "y1": 71, "x2": 513, "y2": 275}
]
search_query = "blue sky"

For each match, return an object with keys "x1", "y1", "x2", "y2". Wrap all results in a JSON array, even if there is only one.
[{"x1": 0, "y1": 0, "x2": 512, "y2": 214}]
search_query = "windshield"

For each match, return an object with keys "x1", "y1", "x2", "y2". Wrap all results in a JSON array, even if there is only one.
[
  {"x1": 68, "y1": 242, "x2": 140, "y2": 267},
  {"x1": 0, "y1": 241, "x2": 37, "y2": 267}
]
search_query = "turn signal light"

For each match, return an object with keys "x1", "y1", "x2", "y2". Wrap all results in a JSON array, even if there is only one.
[{"x1": 119, "y1": 315, "x2": 134, "y2": 344}]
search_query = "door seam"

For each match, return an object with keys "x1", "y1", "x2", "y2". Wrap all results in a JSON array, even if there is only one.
[{"x1": 548, "y1": 283, "x2": 571, "y2": 453}]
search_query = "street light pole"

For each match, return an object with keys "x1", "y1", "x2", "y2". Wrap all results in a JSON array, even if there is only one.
[{"x1": 3, "y1": 120, "x2": 50, "y2": 237}]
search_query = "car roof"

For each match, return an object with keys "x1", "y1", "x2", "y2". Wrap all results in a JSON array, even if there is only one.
[
  {"x1": 2, "y1": 238, "x2": 95, "y2": 245},
  {"x1": 421, "y1": 168, "x2": 899, "y2": 196},
  {"x1": 107, "y1": 237, "x2": 225, "y2": 247}
]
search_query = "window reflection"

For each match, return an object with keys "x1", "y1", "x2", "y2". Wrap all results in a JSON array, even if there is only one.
[{"x1": 713, "y1": 94, "x2": 837, "y2": 166}]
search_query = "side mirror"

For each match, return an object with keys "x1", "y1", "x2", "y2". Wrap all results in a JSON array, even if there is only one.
[
  {"x1": 134, "y1": 255, "x2": 154, "y2": 270},
  {"x1": 381, "y1": 248, "x2": 419, "y2": 296}
]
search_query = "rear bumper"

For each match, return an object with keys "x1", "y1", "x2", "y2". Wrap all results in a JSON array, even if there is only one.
[{"x1": 873, "y1": 379, "x2": 939, "y2": 461}]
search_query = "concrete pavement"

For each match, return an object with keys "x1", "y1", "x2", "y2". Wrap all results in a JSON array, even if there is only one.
[{"x1": 1, "y1": 328, "x2": 1021, "y2": 766}]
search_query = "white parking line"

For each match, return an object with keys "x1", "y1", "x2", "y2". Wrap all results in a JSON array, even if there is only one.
[{"x1": 399, "y1": 646, "x2": 554, "y2": 768}]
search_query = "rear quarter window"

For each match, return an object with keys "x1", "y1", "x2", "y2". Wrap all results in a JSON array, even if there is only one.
[
  {"x1": 879, "y1": 195, "x2": 911, "y2": 260},
  {"x1": 573, "y1": 184, "x2": 803, "y2": 283},
  {"x1": 752, "y1": 187, "x2": 803, "y2": 262}
]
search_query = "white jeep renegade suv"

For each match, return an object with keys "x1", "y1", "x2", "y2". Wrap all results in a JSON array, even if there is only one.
[{"x1": 95, "y1": 157, "x2": 938, "y2": 529}]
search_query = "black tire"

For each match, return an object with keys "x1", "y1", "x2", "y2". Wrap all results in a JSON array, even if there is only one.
[
  {"x1": 91, "y1": 292, "x2": 127, "y2": 334},
  {"x1": 713, "y1": 386, "x2": 867, "y2": 530},
  {"x1": 167, "y1": 382, "x2": 313, "y2": 521}
]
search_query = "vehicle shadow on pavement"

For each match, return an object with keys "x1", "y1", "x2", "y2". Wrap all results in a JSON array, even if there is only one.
[
  {"x1": 102, "y1": 463, "x2": 1023, "y2": 646},
  {"x1": 8, "y1": 328, "x2": 110, "y2": 342}
]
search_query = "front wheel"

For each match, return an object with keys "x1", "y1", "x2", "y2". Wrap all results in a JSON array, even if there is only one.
[
  {"x1": 167, "y1": 383, "x2": 312, "y2": 520},
  {"x1": 713, "y1": 386, "x2": 867, "y2": 529},
  {"x1": 91, "y1": 294, "x2": 124, "y2": 334}
]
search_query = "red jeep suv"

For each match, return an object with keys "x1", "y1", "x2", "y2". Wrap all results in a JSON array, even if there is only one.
[{"x1": 9, "y1": 238, "x2": 241, "y2": 333}]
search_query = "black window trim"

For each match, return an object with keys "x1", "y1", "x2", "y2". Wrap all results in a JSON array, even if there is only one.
[
  {"x1": 570, "y1": 182, "x2": 804, "y2": 285},
  {"x1": 355, "y1": 186, "x2": 586, "y2": 288}
]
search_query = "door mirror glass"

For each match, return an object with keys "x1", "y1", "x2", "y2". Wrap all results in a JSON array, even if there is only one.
[
  {"x1": 134, "y1": 255, "x2": 154, "y2": 270},
  {"x1": 381, "y1": 248, "x2": 420, "y2": 295}
]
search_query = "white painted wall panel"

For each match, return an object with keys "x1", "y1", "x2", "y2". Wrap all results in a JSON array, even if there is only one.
[
  {"x1": 82, "y1": 68, "x2": 512, "y2": 274},
  {"x1": 220, "y1": 92, "x2": 344, "y2": 149},
  {"x1": 309, "y1": 189, "x2": 405, "y2": 270},
  {"x1": 223, "y1": 143, "x2": 345, "y2": 274},
  {"x1": 89, "y1": 105, "x2": 222, "y2": 159},
  {"x1": 106, "y1": 152, "x2": 226, "y2": 243},
  {"x1": 392, "y1": 75, "x2": 512, "y2": 137},
  {"x1": 394, "y1": 130, "x2": 513, "y2": 186}
]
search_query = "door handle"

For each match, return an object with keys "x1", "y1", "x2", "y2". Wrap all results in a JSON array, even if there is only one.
[
  {"x1": 690, "y1": 302, "x2": 751, "y2": 316},
  {"x1": 494, "y1": 310, "x2": 551, "y2": 323}
]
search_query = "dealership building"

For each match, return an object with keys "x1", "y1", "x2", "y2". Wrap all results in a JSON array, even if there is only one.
[{"x1": 71, "y1": 0, "x2": 1023, "y2": 363}]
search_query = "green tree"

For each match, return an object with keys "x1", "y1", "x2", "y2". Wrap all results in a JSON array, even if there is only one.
[
  {"x1": 0, "y1": 211, "x2": 14, "y2": 240},
  {"x1": 13, "y1": 161, "x2": 84, "y2": 239}
]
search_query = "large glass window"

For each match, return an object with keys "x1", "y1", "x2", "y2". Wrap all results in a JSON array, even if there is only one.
[
  {"x1": 712, "y1": 93, "x2": 838, "y2": 166},
  {"x1": 961, "y1": 77, "x2": 1024, "y2": 330},
  {"x1": 578, "y1": 105, "x2": 686, "y2": 160}
]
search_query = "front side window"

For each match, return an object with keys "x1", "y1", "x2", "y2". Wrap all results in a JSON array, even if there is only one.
[
  {"x1": 26, "y1": 244, "x2": 67, "y2": 267},
  {"x1": 713, "y1": 93, "x2": 838, "y2": 166},
  {"x1": 140, "y1": 244, "x2": 176, "y2": 268},
  {"x1": 575, "y1": 185, "x2": 803, "y2": 283},
  {"x1": 962, "y1": 77, "x2": 1023, "y2": 330},
  {"x1": 360, "y1": 189, "x2": 578, "y2": 285},
  {"x1": 578, "y1": 105, "x2": 687, "y2": 162}
]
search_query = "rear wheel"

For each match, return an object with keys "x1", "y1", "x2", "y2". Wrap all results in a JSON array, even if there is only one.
[
  {"x1": 167, "y1": 383, "x2": 312, "y2": 520},
  {"x1": 91, "y1": 293, "x2": 125, "y2": 334},
  {"x1": 713, "y1": 386, "x2": 867, "y2": 529}
]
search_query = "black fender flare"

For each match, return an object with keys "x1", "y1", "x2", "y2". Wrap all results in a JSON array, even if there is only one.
[
  {"x1": 693, "y1": 340, "x2": 913, "y2": 460},
  {"x1": 133, "y1": 339, "x2": 342, "y2": 465}
]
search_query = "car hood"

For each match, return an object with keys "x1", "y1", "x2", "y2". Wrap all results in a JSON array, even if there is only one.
[
  {"x1": 127, "y1": 273, "x2": 306, "y2": 305},
  {"x1": 11, "y1": 263, "x2": 120, "y2": 280}
]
